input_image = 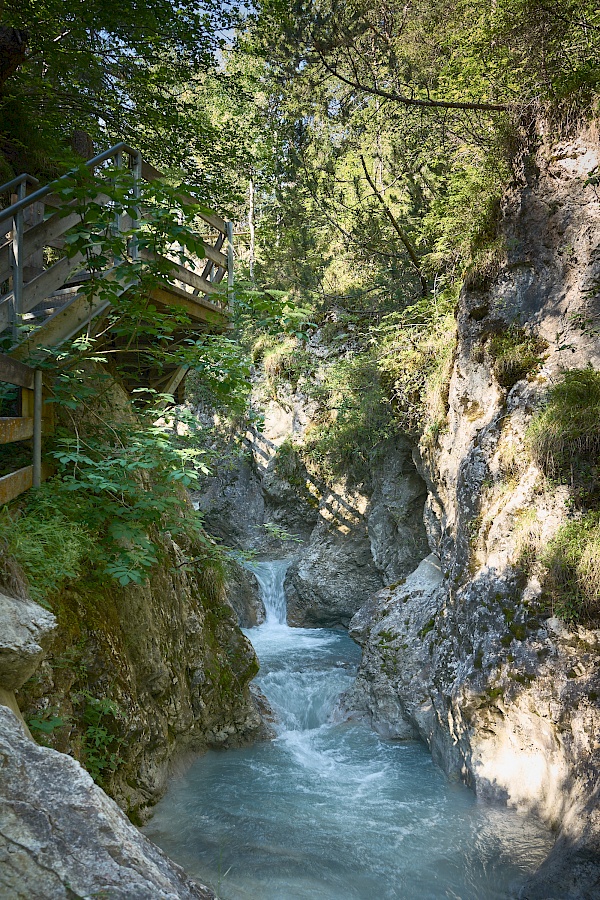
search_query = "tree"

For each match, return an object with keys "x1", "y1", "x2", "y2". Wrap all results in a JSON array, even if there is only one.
[{"x1": 0, "y1": 0, "x2": 238, "y2": 177}]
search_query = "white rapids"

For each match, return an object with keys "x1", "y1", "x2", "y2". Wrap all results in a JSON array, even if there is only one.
[{"x1": 144, "y1": 559, "x2": 553, "y2": 900}]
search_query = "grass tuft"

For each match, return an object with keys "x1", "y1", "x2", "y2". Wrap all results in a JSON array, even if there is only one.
[
  {"x1": 527, "y1": 368, "x2": 600, "y2": 483},
  {"x1": 488, "y1": 327, "x2": 547, "y2": 389},
  {"x1": 541, "y1": 512, "x2": 600, "y2": 624}
]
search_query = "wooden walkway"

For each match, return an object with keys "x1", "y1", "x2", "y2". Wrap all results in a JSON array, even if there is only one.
[{"x1": 0, "y1": 142, "x2": 234, "y2": 503}]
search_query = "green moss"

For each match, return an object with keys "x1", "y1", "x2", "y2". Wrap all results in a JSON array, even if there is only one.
[
  {"x1": 509, "y1": 622, "x2": 527, "y2": 641},
  {"x1": 488, "y1": 327, "x2": 547, "y2": 389},
  {"x1": 418, "y1": 617, "x2": 436, "y2": 639}
]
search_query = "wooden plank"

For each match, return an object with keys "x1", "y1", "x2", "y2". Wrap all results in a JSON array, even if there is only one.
[
  {"x1": 0, "y1": 204, "x2": 84, "y2": 284},
  {"x1": 0, "y1": 417, "x2": 33, "y2": 444},
  {"x1": 140, "y1": 161, "x2": 228, "y2": 234},
  {"x1": 0, "y1": 461, "x2": 52, "y2": 505},
  {"x1": 202, "y1": 240, "x2": 227, "y2": 269},
  {"x1": 144, "y1": 251, "x2": 225, "y2": 297},
  {"x1": 0, "y1": 354, "x2": 34, "y2": 389},
  {"x1": 0, "y1": 251, "x2": 86, "y2": 332},
  {"x1": 148, "y1": 282, "x2": 228, "y2": 326},
  {"x1": 0, "y1": 465, "x2": 32, "y2": 504}
]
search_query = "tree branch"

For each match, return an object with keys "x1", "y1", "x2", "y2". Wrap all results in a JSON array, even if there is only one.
[
  {"x1": 316, "y1": 53, "x2": 509, "y2": 112},
  {"x1": 359, "y1": 154, "x2": 428, "y2": 297}
]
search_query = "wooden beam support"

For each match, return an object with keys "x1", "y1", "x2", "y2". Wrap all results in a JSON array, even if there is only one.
[
  {"x1": 0, "y1": 417, "x2": 33, "y2": 443},
  {"x1": 140, "y1": 250, "x2": 226, "y2": 297},
  {"x1": 163, "y1": 366, "x2": 189, "y2": 397},
  {"x1": 0, "y1": 353, "x2": 34, "y2": 389},
  {"x1": 148, "y1": 282, "x2": 228, "y2": 326}
]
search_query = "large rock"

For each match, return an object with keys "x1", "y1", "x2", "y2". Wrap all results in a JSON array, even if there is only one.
[
  {"x1": 285, "y1": 442, "x2": 428, "y2": 628},
  {"x1": 0, "y1": 705, "x2": 213, "y2": 899},
  {"x1": 285, "y1": 516, "x2": 383, "y2": 627},
  {"x1": 0, "y1": 592, "x2": 56, "y2": 691},
  {"x1": 342, "y1": 554, "x2": 443, "y2": 739},
  {"x1": 225, "y1": 561, "x2": 265, "y2": 627}
]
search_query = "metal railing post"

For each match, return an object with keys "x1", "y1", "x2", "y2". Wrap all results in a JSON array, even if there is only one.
[
  {"x1": 32, "y1": 368, "x2": 42, "y2": 487},
  {"x1": 112, "y1": 150, "x2": 124, "y2": 265},
  {"x1": 130, "y1": 150, "x2": 142, "y2": 262},
  {"x1": 226, "y1": 221, "x2": 234, "y2": 310},
  {"x1": 9, "y1": 177, "x2": 26, "y2": 343}
]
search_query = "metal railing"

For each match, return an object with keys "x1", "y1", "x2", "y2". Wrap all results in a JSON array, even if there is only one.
[{"x1": 0, "y1": 142, "x2": 235, "y2": 346}]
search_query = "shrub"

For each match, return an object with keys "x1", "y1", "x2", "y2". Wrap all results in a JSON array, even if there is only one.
[
  {"x1": 488, "y1": 327, "x2": 548, "y2": 389},
  {"x1": 376, "y1": 291, "x2": 457, "y2": 438},
  {"x1": 541, "y1": 512, "x2": 600, "y2": 624},
  {"x1": 527, "y1": 368, "x2": 600, "y2": 482},
  {"x1": 0, "y1": 502, "x2": 95, "y2": 607},
  {"x1": 302, "y1": 351, "x2": 393, "y2": 482}
]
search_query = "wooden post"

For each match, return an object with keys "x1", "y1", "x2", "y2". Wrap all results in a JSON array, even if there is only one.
[
  {"x1": 33, "y1": 368, "x2": 42, "y2": 487},
  {"x1": 9, "y1": 178, "x2": 26, "y2": 343}
]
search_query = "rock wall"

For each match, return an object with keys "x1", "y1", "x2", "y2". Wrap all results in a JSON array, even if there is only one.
[
  {"x1": 12, "y1": 529, "x2": 266, "y2": 823},
  {"x1": 285, "y1": 438, "x2": 428, "y2": 627},
  {"x1": 343, "y1": 122, "x2": 600, "y2": 897},
  {"x1": 1, "y1": 370, "x2": 269, "y2": 827}
]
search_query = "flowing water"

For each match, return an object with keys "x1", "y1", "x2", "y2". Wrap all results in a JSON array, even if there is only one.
[{"x1": 145, "y1": 559, "x2": 553, "y2": 900}]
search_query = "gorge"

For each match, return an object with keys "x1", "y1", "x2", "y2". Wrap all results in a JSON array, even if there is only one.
[{"x1": 1, "y1": 2, "x2": 600, "y2": 898}]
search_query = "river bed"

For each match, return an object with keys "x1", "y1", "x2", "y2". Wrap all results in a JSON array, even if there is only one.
[{"x1": 144, "y1": 560, "x2": 553, "y2": 899}]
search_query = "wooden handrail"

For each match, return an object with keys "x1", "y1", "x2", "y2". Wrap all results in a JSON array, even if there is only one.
[{"x1": 0, "y1": 353, "x2": 46, "y2": 503}]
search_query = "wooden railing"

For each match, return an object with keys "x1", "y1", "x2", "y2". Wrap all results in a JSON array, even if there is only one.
[
  {"x1": 0, "y1": 353, "x2": 52, "y2": 504},
  {"x1": 0, "y1": 142, "x2": 234, "y2": 348},
  {"x1": 0, "y1": 142, "x2": 235, "y2": 504}
]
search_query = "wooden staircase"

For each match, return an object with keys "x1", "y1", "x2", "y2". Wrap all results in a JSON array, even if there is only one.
[{"x1": 0, "y1": 142, "x2": 235, "y2": 503}]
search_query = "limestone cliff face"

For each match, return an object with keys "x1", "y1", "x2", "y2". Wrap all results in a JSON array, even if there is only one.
[{"x1": 344, "y1": 123, "x2": 600, "y2": 897}]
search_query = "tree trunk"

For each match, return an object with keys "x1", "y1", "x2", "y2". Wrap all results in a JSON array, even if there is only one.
[{"x1": 0, "y1": 28, "x2": 29, "y2": 91}]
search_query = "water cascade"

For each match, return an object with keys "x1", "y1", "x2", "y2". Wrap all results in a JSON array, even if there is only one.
[{"x1": 145, "y1": 560, "x2": 553, "y2": 899}]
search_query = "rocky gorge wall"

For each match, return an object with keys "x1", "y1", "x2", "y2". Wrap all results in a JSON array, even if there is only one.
[
  {"x1": 0, "y1": 370, "x2": 271, "y2": 894},
  {"x1": 342, "y1": 123, "x2": 600, "y2": 898}
]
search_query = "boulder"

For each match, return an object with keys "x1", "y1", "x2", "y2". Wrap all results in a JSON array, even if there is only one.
[
  {"x1": 0, "y1": 705, "x2": 214, "y2": 899},
  {"x1": 0, "y1": 592, "x2": 56, "y2": 691}
]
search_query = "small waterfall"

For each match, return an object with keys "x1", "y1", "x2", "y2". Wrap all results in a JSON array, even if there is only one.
[
  {"x1": 145, "y1": 559, "x2": 554, "y2": 900},
  {"x1": 247, "y1": 559, "x2": 290, "y2": 625}
]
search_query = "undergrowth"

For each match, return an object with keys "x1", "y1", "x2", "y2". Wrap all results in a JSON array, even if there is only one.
[
  {"x1": 375, "y1": 290, "x2": 457, "y2": 439},
  {"x1": 488, "y1": 327, "x2": 548, "y2": 389},
  {"x1": 302, "y1": 352, "x2": 394, "y2": 483},
  {"x1": 523, "y1": 369, "x2": 600, "y2": 624}
]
